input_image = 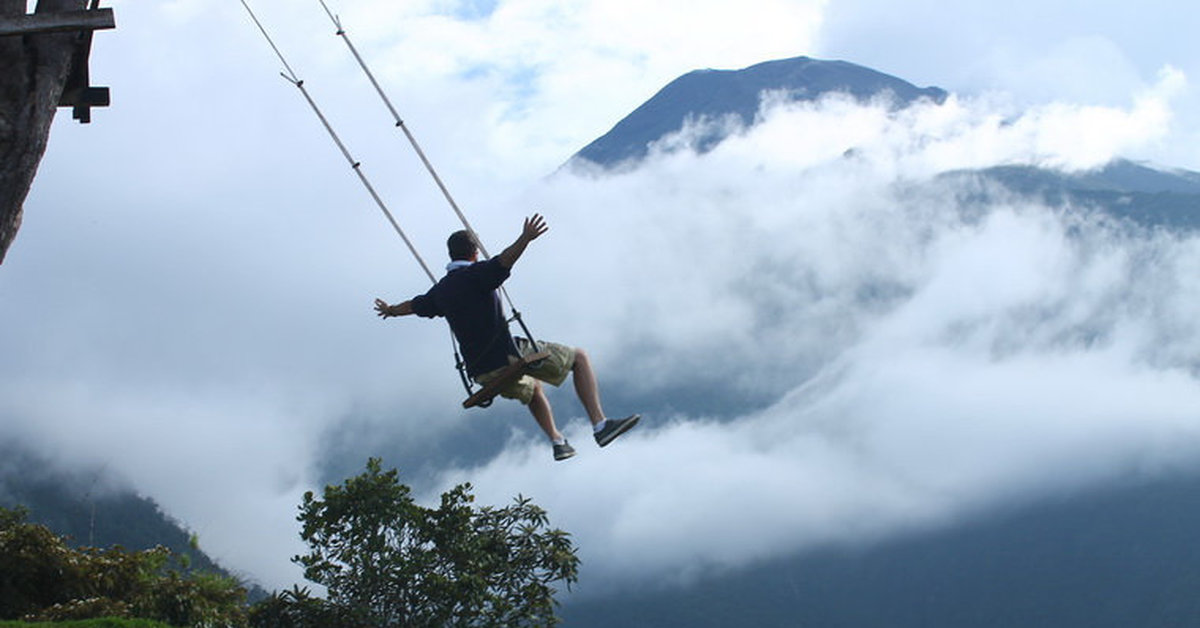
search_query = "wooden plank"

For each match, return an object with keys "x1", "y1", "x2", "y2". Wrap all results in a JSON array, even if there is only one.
[
  {"x1": 69, "y1": 86, "x2": 108, "y2": 122},
  {"x1": 462, "y1": 351, "x2": 551, "y2": 409},
  {"x1": 0, "y1": 9, "x2": 115, "y2": 37},
  {"x1": 60, "y1": 86, "x2": 109, "y2": 107}
]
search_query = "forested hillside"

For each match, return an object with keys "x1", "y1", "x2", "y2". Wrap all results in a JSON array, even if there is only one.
[{"x1": 0, "y1": 440, "x2": 254, "y2": 594}]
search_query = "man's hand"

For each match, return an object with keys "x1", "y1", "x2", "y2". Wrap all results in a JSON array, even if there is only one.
[
  {"x1": 522, "y1": 213, "x2": 549, "y2": 243},
  {"x1": 500, "y1": 213, "x2": 549, "y2": 269},
  {"x1": 374, "y1": 298, "x2": 412, "y2": 319}
]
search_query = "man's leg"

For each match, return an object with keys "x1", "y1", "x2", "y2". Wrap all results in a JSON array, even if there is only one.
[
  {"x1": 571, "y1": 348, "x2": 606, "y2": 425},
  {"x1": 527, "y1": 382, "x2": 565, "y2": 442},
  {"x1": 570, "y1": 347, "x2": 641, "y2": 447},
  {"x1": 528, "y1": 382, "x2": 576, "y2": 461}
]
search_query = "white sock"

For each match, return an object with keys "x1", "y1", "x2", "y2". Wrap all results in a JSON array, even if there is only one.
[
  {"x1": 592, "y1": 419, "x2": 607, "y2": 433},
  {"x1": 552, "y1": 437, "x2": 566, "y2": 446}
]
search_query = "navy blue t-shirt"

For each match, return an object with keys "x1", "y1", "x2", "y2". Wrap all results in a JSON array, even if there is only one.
[{"x1": 411, "y1": 258, "x2": 520, "y2": 377}]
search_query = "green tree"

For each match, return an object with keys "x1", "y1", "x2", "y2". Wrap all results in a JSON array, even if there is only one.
[
  {"x1": 0, "y1": 506, "x2": 247, "y2": 626},
  {"x1": 0, "y1": 506, "x2": 89, "y2": 619},
  {"x1": 292, "y1": 458, "x2": 579, "y2": 627},
  {"x1": 248, "y1": 586, "x2": 369, "y2": 628}
]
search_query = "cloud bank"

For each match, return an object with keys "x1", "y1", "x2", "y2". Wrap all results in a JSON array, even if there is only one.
[
  {"x1": 433, "y1": 91, "x2": 1200, "y2": 590},
  {"x1": 2, "y1": 0, "x2": 1199, "y2": 593}
]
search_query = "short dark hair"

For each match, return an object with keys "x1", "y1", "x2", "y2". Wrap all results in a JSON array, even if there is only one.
[{"x1": 447, "y1": 230, "x2": 478, "y2": 261}]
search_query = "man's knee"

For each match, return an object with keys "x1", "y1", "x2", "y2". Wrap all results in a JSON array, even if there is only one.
[
  {"x1": 572, "y1": 347, "x2": 589, "y2": 368},
  {"x1": 524, "y1": 380, "x2": 545, "y2": 405}
]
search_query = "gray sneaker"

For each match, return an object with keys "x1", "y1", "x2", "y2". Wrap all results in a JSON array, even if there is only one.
[
  {"x1": 553, "y1": 440, "x2": 576, "y2": 461},
  {"x1": 594, "y1": 414, "x2": 641, "y2": 447}
]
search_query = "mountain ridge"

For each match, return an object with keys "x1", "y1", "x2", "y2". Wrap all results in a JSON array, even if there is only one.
[
  {"x1": 940, "y1": 158, "x2": 1200, "y2": 230},
  {"x1": 568, "y1": 54, "x2": 1200, "y2": 230},
  {"x1": 0, "y1": 439, "x2": 267, "y2": 600},
  {"x1": 571, "y1": 55, "x2": 948, "y2": 168},
  {"x1": 556, "y1": 55, "x2": 1200, "y2": 625}
]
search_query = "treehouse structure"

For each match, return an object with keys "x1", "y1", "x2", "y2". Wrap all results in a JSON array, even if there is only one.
[{"x1": 0, "y1": 0, "x2": 114, "y2": 263}]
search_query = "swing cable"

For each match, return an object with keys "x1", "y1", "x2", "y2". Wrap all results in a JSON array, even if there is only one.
[
  {"x1": 239, "y1": 0, "x2": 486, "y2": 403},
  {"x1": 315, "y1": 0, "x2": 540, "y2": 351}
]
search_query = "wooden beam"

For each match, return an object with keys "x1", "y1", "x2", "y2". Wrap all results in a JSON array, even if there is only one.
[
  {"x1": 0, "y1": 8, "x2": 114, "y2": 37},
  {"x1": 69, "y1": 87, "x2": 107, "y2": 122}
]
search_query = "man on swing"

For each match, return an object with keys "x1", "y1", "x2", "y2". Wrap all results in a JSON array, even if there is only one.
[{"x1": 373, "y1": 214, "x2": 640, "y2": 461}]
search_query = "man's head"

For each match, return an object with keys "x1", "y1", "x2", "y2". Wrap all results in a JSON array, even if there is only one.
[{"x1": 447, "y1": 230, "x2": 479, "y2": 261}]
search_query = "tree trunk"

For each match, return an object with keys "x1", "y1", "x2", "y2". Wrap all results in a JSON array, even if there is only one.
[{"x1": 0, "y1": 0, "x2": 87, "y2": 264}]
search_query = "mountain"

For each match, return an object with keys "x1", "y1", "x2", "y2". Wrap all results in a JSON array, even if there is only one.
[
  {"x1": 569, "y1": 55, "x2": 1200, "y2": 231},
  {"x1": 562, "y1": 472, "x2": 1200, "y2": 627},
  {"x1": 0, "y1": 439, "x2": 265, "y2": 599},
  {"x1": 571, "y1": 56, "x2": 948, "y2": 168},
  {"x1": 941, "y1": 159, "x2": 1200, "y2": 230},
  {"x1": 556, "y1": 57, "x2": 1200, "y2": 626}
]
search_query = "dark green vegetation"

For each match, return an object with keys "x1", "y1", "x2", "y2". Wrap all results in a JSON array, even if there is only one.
[
  {"x1": 0, "y1": 442, "x2": 231, "y2": 581},
  {"x1": 1, "y1": 452, "x2": 579, "y2": 627},
  {"x1": 0, "y1": 506, "x2": 247, "y2": 625},
  {"x1": 0, "y1": 620, "x2": 170, "y2": 628},
  {"x1": 286, "y1": 458, "x2": 578, "y2": 627}
]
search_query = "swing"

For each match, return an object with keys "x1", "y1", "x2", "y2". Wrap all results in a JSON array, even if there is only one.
[
  {"x1": 242, "y1": 0, "x2": 544, "y2": 408},
  {"x1": 461, "y1": 350, "x2": 551, "y2": 409}
]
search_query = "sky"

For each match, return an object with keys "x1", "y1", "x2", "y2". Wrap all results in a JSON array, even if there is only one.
[{"x1": 2, "y1": 0, "x2": 1200, "y2": 594}]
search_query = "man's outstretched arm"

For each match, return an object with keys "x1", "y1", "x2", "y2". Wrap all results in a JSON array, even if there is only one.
[
  {"x1": 498, "y1": 214, "x2": 548, "y2": 269},
  {"x1": 374, "y1": 298, "x2": 414, "y2": 318}
]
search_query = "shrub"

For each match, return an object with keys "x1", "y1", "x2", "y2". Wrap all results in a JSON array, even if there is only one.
[{"x1": 0, "y1": 507, "x2": 247, "y2": 627}]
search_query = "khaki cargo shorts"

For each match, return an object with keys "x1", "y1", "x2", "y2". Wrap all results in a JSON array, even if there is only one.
[{"x1": 475, "y1": 339, "x2": 576, "y2": 405}]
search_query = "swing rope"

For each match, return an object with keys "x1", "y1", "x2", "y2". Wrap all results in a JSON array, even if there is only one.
[
  {"x1": 240, "y1": 0, "x2": 436, "y2": 285},
  {"x1": 241, "y1": 0, "x2": 547, "y2": 407},
  {"x1": 314, "y1": 0, "x2": 540, "y2": 351},
  {"x1": 317, "y1": 0, "x2": 489, "y2": 258},
  {"x1": 240, "y1": 0, "x2": 487, "y2": 403}
]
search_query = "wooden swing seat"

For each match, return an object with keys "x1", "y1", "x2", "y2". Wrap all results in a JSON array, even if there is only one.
[{"x1": 462, "y1": 351, "x2": 551, "y2": 409}]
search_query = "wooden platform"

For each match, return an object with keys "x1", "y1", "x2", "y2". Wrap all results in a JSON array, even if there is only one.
[
  {"x1": 0, "y1": 6, "x2": 115, "y2": 123},
  {"x1": 0, "y1": 9, "x2": 115, "y2": 37},
  {"x1": 462, "y1": 351, "x2": 550, "y2": 409}
]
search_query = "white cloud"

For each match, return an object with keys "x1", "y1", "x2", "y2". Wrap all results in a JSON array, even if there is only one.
[
  {"x1": 4, "y1": 0, "x2": 1200, "y2": 595},
  {"x1": 1, "y1": 377, "x2": 321, "y2": 587},
  {"x1": 982, "y1": 35, "x2": 1144, "y2": 106},
  {"x1": 431, "y1": 96, "x2": 1200, "y2": 590},
  {"x1": 814, "y1": 0, "x2": 1200, "y2": 169},
  {"x1": 313, "y1": 0, "x2": 827, "y2": 173}
]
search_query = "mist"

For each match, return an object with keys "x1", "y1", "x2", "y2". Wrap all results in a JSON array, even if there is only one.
[
  {"x1": 429, "y1": 90, "x2": 1200, "y2": 590},
  {"x1": 2, "y1": 0, "x2": 1199, "y2": 595}
]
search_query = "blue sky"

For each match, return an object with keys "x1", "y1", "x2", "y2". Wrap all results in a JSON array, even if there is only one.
[{"x1": 3, "y1": 0, "x2": 1199, "y2": 592}]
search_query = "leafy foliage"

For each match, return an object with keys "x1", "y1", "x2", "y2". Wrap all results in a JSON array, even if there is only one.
[
  {"x1": 0, "y1": 506, "x2": 247, "y2": 627},
  {"x1": 247, "y1": 586, "x2": 370, "y2": 628},
  {"x1": 0, "y1": 620, "x2": 171, "y2": 628},
  {"x1": 291, "y1": 458, "x2": 579, "y2": 627}
]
